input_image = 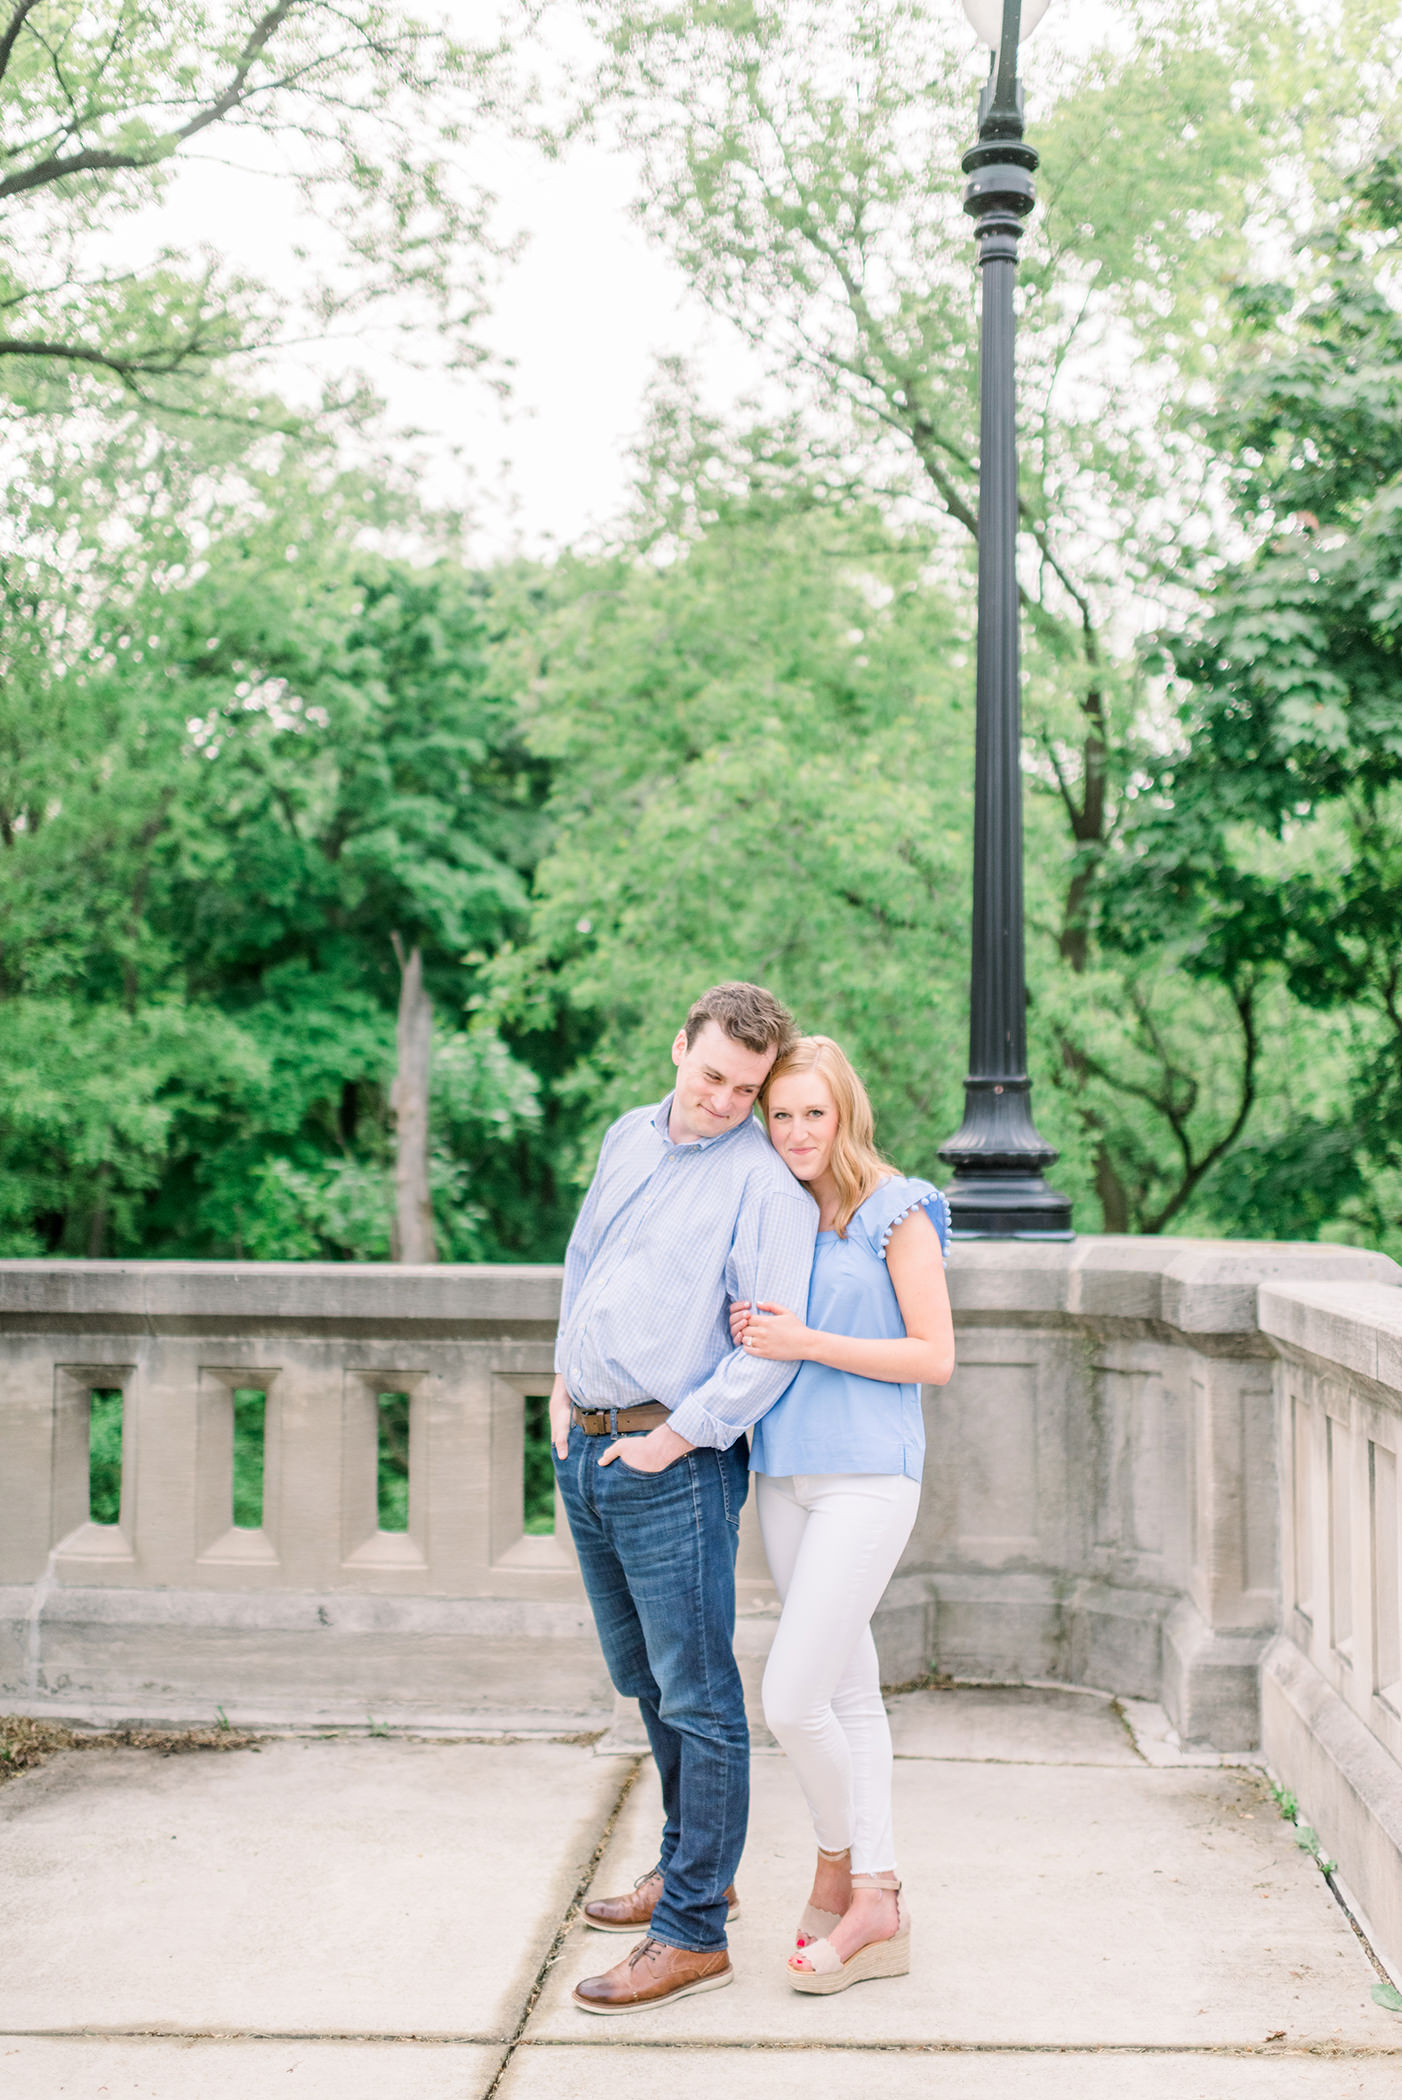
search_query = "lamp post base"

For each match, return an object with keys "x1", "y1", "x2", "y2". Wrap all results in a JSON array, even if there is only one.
[
  {"x1": 939, "y1": 1077, "x2": 1074, "y2": 1239},
  {"x1": 940, "y1": 1166, "x2": 1074, "y2": 1240}
]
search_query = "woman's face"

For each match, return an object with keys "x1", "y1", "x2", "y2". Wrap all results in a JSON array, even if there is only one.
[{"x1": 766, "y1": 1069, "x2": 839, "y2": 1185}]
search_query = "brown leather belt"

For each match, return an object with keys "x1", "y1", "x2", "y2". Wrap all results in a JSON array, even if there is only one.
[{"x1": 571, "y1": 1400, "x2": 670, "y2": 1437}]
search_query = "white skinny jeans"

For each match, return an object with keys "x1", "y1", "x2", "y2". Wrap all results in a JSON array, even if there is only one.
[{"x1": 756, "y1": 1470, "x2": 922, "y2": 1875}]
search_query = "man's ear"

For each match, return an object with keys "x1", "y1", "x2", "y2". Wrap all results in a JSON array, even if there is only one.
[{"x1": 671, "y1": 1028, "x2": 688, "y2": 1070}]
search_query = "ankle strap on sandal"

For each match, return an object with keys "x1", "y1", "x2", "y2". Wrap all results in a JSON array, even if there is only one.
[{"x1": 851, "y1": 1872, "x2": 900, "y2": 1892}]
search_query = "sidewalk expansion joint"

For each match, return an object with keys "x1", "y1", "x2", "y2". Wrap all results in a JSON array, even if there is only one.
[
  {"x1": 515, "y1": 2037, "x2": 1402, "y2": 2058},
  {"x1": 6, "y1": 2030, "x2": 1396, "y2": 2059},
  {"x1": 0, "y1": 2029, "x2": 506, "y2": 2046},
  {"x1": 480, "y1": 1750, "x2": 644, "y2": 2100},
  {"x1": 889, "y1": 1755, "x2": 1194, "y2": 1767}
]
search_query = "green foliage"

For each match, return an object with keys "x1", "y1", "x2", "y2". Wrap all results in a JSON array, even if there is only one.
[
  {"x1": 1106, "y1": 146, "x2": 1402, "y2": 1247},
  {"x1": 8, "y1": 0, "x2": 1402, "y2": 1265},
  {"x1": 493, "y1": 398, "x2": 976, "y2": 1187},
  {"x1": 231, "y1": 1389, "x2": 266, "y2": 1530},
  {"x1": 0, "y1": 446, "x2": 561, "y2": 1259},
  {"x1": 376, "y1": 1392, "x2": 411, "y2": 1532},
  {"x1": 88, "y1": 1390, "x2": 124, "y2": 1525},
  {"x1": 0, "y1": 3, "x2": 560, "y2": 1264},
  {"x1": 569, "y1": 0, "x2": 1402, "y2": 1234},
  {"x1": 0, "y1": 0, "x2": 504, "y2": 423},
  {"x1": 523, "y1": 1395, "x2": 556, "y2": 1534}
]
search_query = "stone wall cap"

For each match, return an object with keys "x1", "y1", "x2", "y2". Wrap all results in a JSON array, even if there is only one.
[
  {"x1": 1, "y1": 1239, "x2": 1397, "y2": 1342},
  {"x1": 0, "y1": 1259, "x2": 565, "y2": 1329},
  {"x1": 950, "y1": 1234, "x2": 1399, "y2": 1332},
  {"x1": 1258, "y1": 1277, "x2": 1402, "y2": 1390}
]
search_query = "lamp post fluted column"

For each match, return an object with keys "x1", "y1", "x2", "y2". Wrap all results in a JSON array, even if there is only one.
[{"x1": 938, "y1": 0, "x2": 1072, "y2": 1238}]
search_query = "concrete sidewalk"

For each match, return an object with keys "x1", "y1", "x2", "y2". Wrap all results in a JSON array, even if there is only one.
[{"x1": 2, "y1": 1688, "x2": 1399, "y2": 2098}]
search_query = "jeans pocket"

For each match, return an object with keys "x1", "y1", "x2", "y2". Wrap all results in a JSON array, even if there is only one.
[
  {"x1": 717, "y1": 1443, "x2": 748, "y2": 1530},
  {"x1": 606, "y1": 1444, "x2": 692, "y2": 1489},
  {"x1": 611, "y1": 1452, "x2": 667, "y2": 1482}
]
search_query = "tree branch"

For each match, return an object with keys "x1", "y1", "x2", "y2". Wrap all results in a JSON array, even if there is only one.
[
  {"x1": 0, "y1": 334, "x2": 205, "y2": 376},
  {"x1": 1040, "y1": 731, "x2": 1082, "y2": 835},
  {"x1": 1143, "y1": 985, "x2": 1258, "y2": 1234},
  {"x1": 0, "y1": 0, "x2": 41, "y2": 91},
  {"x1": 0, "y1": 0, "x2": 299, "y2": 202}
]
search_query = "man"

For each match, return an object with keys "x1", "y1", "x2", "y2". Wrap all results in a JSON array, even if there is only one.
[{"x1": 550, "y1": 981, "x2": 818, "y2": 2014}]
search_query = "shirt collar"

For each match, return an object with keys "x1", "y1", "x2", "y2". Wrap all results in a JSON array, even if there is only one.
[{"x1": 652, "y1": 1091, "x2": 756, "y2": 1155}]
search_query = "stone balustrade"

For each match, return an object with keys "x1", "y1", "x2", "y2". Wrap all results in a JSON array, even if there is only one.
[
  {"x1": 1257, "y1": 1278, "x2": 1402, "y2": 1977},
  {"x1": 3, "y1": 1237, "x2": 1402, "y2": 1972}
]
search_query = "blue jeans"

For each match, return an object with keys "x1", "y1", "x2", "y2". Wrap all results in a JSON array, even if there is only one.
[{"x1": 554, "y1": 1423, "x2": 751, "y2": 1952}]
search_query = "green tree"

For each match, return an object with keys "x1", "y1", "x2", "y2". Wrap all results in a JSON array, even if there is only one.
[
  {"x1": 1104, "y1": 148, "x2": 1402, "y2": 1247},
  {"x1": 492, "y1": 396, "x2": 976, "y2": 1189},
  {"x1": 572, "y1": 0, "x2": 1402, "y2": 1229},
  {"x1": 0, "y1": 461, "x2": 557, "y2": 1259},
  {"x1": 0, "y1": 0, "x2": 504, "y2": 420},
  {"x1": 0, "y1": 4, "x2": 565, "y2": 1262}
]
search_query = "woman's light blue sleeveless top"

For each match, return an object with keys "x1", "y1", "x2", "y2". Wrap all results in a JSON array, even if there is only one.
[{"x1": 748, "y1": 1175, "x2": 950, "y2": 1485}]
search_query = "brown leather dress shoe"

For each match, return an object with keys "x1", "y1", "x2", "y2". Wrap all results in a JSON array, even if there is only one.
[
  {"x1": 572, "y1": 1934, "x2": 732, "y2": 2015},
  {"x1": 583, "y1": 1866, "x2": 740, "y2": 1932}
]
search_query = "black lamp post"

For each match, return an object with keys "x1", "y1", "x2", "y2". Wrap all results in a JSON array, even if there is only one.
[{"x1": 938, "y1": 0, "x2": 1073, "y2": 1239}]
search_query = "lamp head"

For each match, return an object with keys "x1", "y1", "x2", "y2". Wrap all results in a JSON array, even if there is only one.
[{"x1": 962, "y1": 0, "x2": 1052, "y2": 46}]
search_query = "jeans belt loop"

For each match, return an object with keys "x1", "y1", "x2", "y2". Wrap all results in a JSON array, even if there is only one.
[{"x1": 608, "y1": 1406, "x2": 619, "y2": 1436}]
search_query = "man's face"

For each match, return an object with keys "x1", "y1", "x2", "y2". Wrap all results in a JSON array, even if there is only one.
[{"x1": 669, "y1": 1020, "x2": 776, "y2": 1144}]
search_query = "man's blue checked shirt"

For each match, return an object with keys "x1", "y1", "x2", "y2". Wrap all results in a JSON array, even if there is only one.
[{"x1": 555, "y1": 1094, "x2": 819, "y2": 1450}]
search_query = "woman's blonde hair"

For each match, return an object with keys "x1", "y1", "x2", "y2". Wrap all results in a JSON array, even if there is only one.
[{"x1": 760, "y1": 1035, "x2": 897, "y2": 1237}]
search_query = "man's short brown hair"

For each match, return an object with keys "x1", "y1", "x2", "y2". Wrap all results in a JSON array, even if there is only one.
[{"x1": 683, "y1": 982, "x2": 797, "y2": 1061}]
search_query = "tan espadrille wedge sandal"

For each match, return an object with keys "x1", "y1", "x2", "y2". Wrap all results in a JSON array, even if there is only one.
[
  {"x1": 787, "y1": 1874, "x2": 910, "y2": 1995},
  {"x1": 796, "y1": 1902, "x2": 843, "y2": 1948},
  {"x1": 795, "y1": 1845, "x2": 849, "y2": 1950}
]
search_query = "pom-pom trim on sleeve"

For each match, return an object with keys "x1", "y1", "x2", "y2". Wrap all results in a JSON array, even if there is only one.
[{"x1": 877, "y1": 1182, "x2": 950, "y2": 1261}]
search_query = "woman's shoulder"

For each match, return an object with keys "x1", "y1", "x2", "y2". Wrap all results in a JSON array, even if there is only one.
[{"x1": 851, "y1": 1174, "x2": 950, "y2": 1260}]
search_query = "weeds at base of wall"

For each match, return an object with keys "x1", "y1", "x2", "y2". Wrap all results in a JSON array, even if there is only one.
[
  {"x1": 1269, "y1": 1780, "x2": 1338, "y2": 1876},
  {"x1": 0, "y1": 1713, "x2": 258, "y2": 1785}
]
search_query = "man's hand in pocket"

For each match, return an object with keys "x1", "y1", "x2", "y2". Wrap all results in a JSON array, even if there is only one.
[{"x1": 598, "y1": 1424, "x2": 695, "y2": 1473}]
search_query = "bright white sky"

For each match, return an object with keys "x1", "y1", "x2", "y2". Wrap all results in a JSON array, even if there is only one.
[{"x1": 128, "y1": 0, "x2": 1120, "y2": 561}]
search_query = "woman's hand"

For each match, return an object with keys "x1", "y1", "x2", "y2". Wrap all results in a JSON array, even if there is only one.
[
  {"x1": 729, "y1": 1299, "x2": 753, "y2": 1347},
  {"x1": 738, "y1": 1301, "x2": 812, "y2": 1363}
]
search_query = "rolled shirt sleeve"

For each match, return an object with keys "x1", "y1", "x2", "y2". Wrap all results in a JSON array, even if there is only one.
[{"x1": 666, "y1": 1182, "x2": 818, "y2": 1450}]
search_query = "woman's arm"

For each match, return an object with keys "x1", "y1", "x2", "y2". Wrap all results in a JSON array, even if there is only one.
[{"x1": 734, "y1": 1209, "x2": 955, "y2": 1385}]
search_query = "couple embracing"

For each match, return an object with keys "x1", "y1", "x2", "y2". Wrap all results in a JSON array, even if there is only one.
[{"x1": 550, "y1": 980, "x2": 955, "y2": 2013}]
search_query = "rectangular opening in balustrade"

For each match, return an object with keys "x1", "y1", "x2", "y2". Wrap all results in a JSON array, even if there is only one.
[
  {"x1": 1372, "y1": 1440, "x2": 1400, "y2": 1705},
  {"x1": 89, "y1": 1388, "x2": 123, "y2": 1525},
  {"x1": 377, "y1": 1391, "x2": 411, "y2": 1532},
  {"x1": 524, "y1": 1393, "x2": 555, "y2": 1535},
  {"x1": 1292, "y1": 1392, "x2": 1313, "y2": 1622},
  {"x1": 232, "y1": 1388, "x2": 266, "y2": 1530},
  {"x1": 1328, "y1": 1415, "x2": 1353, "y2": 1659}
]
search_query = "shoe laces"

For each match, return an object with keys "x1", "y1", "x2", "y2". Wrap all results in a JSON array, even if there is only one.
[{"x1": 628, "y1": 1936, "x2": 662, "y2": 1970}]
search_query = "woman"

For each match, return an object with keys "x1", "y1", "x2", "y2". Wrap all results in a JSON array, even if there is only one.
[{"x1": 730, "y1": 1034, "x2": 953, "y2": 1995}]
